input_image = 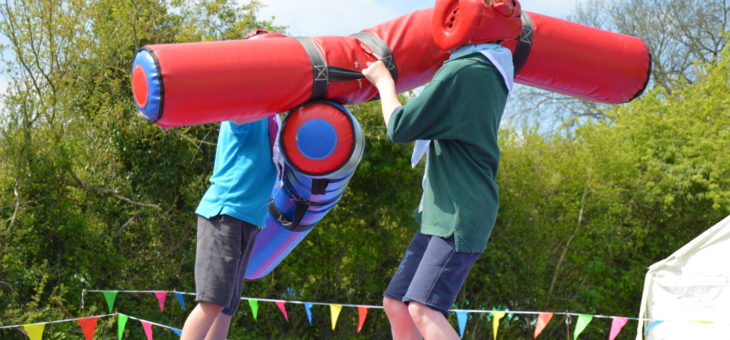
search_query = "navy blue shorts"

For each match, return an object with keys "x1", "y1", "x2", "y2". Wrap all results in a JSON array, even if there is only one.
[
  {"x1": 195, "y1": 215, "x2": 260, "y2": 316},
  {"x1": 383, "y1": 231, "x2": 480, "y2": 318}
]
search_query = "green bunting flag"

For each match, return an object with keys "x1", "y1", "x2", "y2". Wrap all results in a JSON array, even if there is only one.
[
  {"x1": 573, "y1": 314, "x2": 593, "y2": 340},
  {"x1": 103, "y1": 291, "x2": 118, "y2": 313},
  {"x1": 248, "y1": 299, "x2": 259, "y2": 321},
  {"x1": 118, "y1": 313, "x2": 128, "y2": 340}
]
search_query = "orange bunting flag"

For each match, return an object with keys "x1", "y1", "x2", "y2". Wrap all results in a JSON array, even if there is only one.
[
  {"x1": 154, "y1": 291, "x2": 167, "y2": 312},
  {"x1": 275, "y1": 301, "x2": 289, "y2": 322},
  {"x1": 23, "y1": 323, "x2": 45, "y2": 340},
  {"x1": 77, "y1": 317, "x2": 99, "y2": 340},
  {"x1": 492, "y1": 311, "x2": 506, "y2": 340},
  {"x1": 330, "y1": 304, "x2": 343, "y2": 330},
  {"x1": 357, "y1": 306, "x2": 368, "y2": 333},
  {"x1": 534, "y1": 312, "x2": 554, "y2": 339},
  {"x1": 141, "y1": 320, "x2": 153, "y2": 340}
]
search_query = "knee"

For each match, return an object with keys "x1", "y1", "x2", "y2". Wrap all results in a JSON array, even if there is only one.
[
  {"x1": 407, "y1": 302, "x2": 431, "y2": 325},
  {"x1": 383, "y1": 297, "x2": 405, "y2": 316},
  {"x1": 197, "y1": 301, "x2": 225, "y2": 315}
]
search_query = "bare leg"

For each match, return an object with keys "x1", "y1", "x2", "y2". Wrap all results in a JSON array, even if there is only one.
[
  {"x1": 383, "y1": 297, "x2": 421, "y2": 340},
  {"x1": 204, "y1": 313, "x2": 233, "y2": 340},
  {"x1": 407, "y1": 302, "x2": 459, "y2": 340},
  {"x1": 180, "y1": 301, "x2": 224, "y2": 340}
]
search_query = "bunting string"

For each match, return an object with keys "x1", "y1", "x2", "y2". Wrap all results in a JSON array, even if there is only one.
[
  {"x1": 0, "y1": 314, "x2": 115, "y2": 330},
  {"x1": 82, "y1": 289, "x2": 723, "y2": 325}
]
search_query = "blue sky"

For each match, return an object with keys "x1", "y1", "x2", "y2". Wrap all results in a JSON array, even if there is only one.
[{"x1": 257, "y1": 0, "x2": 581, "y2": 36}]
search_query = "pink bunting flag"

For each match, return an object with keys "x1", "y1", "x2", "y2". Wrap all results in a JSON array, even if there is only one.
[
  {"x1": 141, "y1": 320, "x2": 153, "y2": 340},
  {"x1": 154, "y1": 291, "x2": 167, "y2": 312},
  {"x1": 77, "y1": 317, "x2": 98, "y2": 340},
  {"x1": 275, "y1": 300, "x2": 289, "y2": 322},
  {"x1": 534, "y1": 312, "x2": 553, "y2": 339},
  {"x1": 609, "y1": 317, "x2": 629, "y2": 340},
  {"x1": 357, "y1": 306, "x2": 368, "y2": 333}
]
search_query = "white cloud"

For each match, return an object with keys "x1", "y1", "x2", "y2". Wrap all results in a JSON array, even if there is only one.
[{"x1": 256, "y1": 0, "x2": 581, "y2": 37}]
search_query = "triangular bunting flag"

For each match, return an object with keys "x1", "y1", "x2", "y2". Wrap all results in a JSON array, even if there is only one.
[
  {"x1": 23, "y1": 323, "x2": 45, "y2": 340},
  {"x1": 330, "y1": 304, "x2": 343, "y2": 330},
  {"x1": 456, "y1": 311, "x2": 468, "y2": 338},
  {"x1": 171, "y1": 328, "x2": 182, "y2": 336},
  {"x1": 573, "y1": 315, "x2": 593, "y2": 340},
  {"x1": 141, "y1": 320, "x2": 153, "y2": 340},
  {"x1": 77, "y1": 317, "x2": 98, "y2": 340},
  {"x1": 644, "y1": 320, "x2": 664, "y2": 335},
  {"x1": 357, "y1": 306, "x2": 368, "y2": 333},
  {"x1": 492, "y1": 311, "x2": 506, "y2": 340},
  {"x1": 304, "y1": 303, "x2": 313, "y2": 325},
  {"x1": 609, "y1": 317, "x2": 629, "y2": 340},
  {"x1": 175, "y1": 292, "x2": 186, "y2": 311},
  {"x1": 118, "y1": 313, "x2": 128, "y2": 340},
  {"x1": 248, "y1": 299, "x2": 259, "y2": 321},
  {"x1": 154, "y1": 291, "x2": 167, "y2": 312},
  {"x1": 534, "y1": 312, "x2": 553, "y2": 339},
  {"x1": 103, "y1": 291, "x2": 118, "y2": 313},
  {"x1": 275, "y1": 301, "x2": 289, "y2": 322}
]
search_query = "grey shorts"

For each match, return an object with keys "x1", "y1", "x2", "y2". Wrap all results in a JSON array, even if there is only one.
[
  {"x1": 195, "y1": 215, "x2": 260, "y2": 316},
  {"x1": 383, "y1": 231, "x2": 480, "y2": 318}
]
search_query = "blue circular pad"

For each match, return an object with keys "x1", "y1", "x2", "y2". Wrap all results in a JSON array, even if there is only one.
[{"x1": 296, "y1": 119, "x2": 337, "y2": 160}]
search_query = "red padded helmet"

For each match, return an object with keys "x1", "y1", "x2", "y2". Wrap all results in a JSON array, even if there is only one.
[{"x1": 432, "y1": 0, "x2": 522, "y2": 51}]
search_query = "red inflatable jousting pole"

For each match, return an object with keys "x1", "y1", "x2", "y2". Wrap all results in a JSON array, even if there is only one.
[{"x1": 131, "y1": 7, "x2": 650, "y2": 128}]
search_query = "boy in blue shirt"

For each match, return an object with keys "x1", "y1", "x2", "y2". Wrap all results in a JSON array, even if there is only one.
[{"x1": 180, "y1": 117, "x2": 278, "y2": 339}]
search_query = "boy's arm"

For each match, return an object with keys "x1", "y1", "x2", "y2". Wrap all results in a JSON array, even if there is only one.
[{"x1": 362, "y1": 60, "x2": 401, "y2": 128}]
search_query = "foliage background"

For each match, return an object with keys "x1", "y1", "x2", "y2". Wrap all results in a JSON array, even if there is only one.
[{"x1": 0, "y1": 0, "x2": 728, "y2": 339}]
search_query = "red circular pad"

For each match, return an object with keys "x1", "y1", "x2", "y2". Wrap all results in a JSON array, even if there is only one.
[
  {"x1": 131, "y1": 65, "x2": 149, "y2": 108},
  {"x1": 281, "y1": 103, "x2": 355, "y2": 176}
]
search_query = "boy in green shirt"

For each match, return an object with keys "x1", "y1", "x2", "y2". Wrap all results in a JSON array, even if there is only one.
[{"x1": 362, "y1": 1, "x2": 520, "y2": 338}]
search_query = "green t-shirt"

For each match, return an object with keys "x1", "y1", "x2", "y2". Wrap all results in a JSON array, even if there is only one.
[{"x1": 387, "y1": 53, "x2": 508, "y2": 253}]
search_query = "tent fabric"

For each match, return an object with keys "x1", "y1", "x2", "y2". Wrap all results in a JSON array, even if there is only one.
[{"x1": 637, "y1": 215, "x2": 730, "y2": 339}]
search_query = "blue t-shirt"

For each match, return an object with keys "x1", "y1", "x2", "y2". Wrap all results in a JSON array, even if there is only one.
[{"x1": 195, "y1": 119, "x2": 277, "y2": 227}]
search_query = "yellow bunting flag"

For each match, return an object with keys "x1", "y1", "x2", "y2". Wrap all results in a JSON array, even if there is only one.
[
  {"x1": 492, "y1": 311, "x2": 506, "y2": 340},
  {"x1": 23, "y1": 323, "x2": 45, "y2": 340},
  {"x1": 330, "y1": 304, "x2": 343, "y2": 330}
]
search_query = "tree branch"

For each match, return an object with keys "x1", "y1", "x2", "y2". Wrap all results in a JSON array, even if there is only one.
[
  {"x1": 66, "y1": 168, "x2": 161, "y2": 209},
  {"x1": 548, "y1": 182, "x2": 591, "y2": 296}
]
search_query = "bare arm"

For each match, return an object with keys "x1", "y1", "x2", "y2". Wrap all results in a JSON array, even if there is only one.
[{"x1": 362, "y1": 61, "x2": 401, "y2": 127}]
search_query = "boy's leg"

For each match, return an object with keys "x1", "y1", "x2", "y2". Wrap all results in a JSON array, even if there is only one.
[
  {"x1": 180, "y1": 301, "x2": 224, "y2": 340},
  {"x1": 204, "y1": 313, "x2": 233, "y2": 340},
  {"x1": 383, "y1": 296, "x2": 420, "y2": 340},
  {"x1": 408, "y1": 301, "x2": 459, "y2": 340},
  {"x1": 402, "y1": 234, "x2": 480, "y2": 340},
  {"x1": 383, "y1": 231, "x2": 431, "y2": 339},
  {"x1": 183, "y1": 215, "x2": 258, "y2": 339}
]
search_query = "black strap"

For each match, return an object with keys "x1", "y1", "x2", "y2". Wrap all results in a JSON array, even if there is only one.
[
  {"x1": 294, "y1": 33, "x2": 399, "y2": 100},
  {"x1": 311, "y1": 179, "x2": 330, "y2": 195},
  {"x1": 512, "y1": 12, "x2": 534, "y2": 75},
  {"x1": 268, "y1": 199, "x2": 312, "y2": 231},
  {"x1": 294, "y1": 37, "x2": 328, "y2": 100},
  {"x1": 352, "y1": 31, "x2": 398, "y2": 82}
]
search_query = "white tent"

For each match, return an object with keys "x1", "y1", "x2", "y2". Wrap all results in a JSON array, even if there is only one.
[{"x1": 637, "y1": 215, "x2": 730, "y2": 339}]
